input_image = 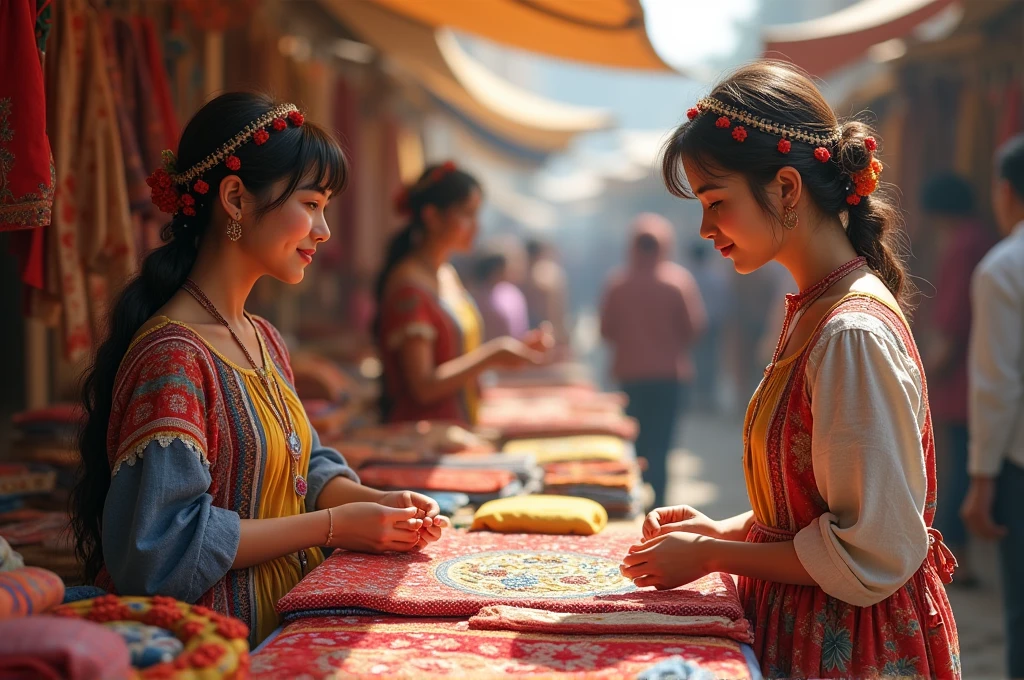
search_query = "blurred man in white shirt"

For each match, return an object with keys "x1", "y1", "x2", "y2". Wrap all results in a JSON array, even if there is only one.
[{"x1": 964, "y1": 132, "x2": 1024, "y2": 678}]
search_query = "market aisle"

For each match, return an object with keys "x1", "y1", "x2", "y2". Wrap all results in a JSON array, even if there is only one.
[{"x1": 667, "y1": 411, "x2": 1007, "y2": 679}]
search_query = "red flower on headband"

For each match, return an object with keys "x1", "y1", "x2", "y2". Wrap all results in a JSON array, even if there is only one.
[
  {"x1": 731, "y1": 126, "x2": 748, "y2": 142},
  {"x1": 864, "y1": 137, "x2": 877, "y2": 152},
  {"x1": 686, "y1": 107, "x2": 699, "y2": 121},
  {"x1": 814, "y1": 147, "x2": 831, "y2": 163},
  {"x1": 288, "y1": 110, "x2": 305, "y2": 126},
  {"x1": 846, "y1": 194, "x2": 861, "y2": 206},
  {"x1": 146, "y1": 169, "x2": 181, "y2": 214},
  {"x1": 777, "y1": 139, "x2": 791, "y2": 154},
  {"x1": 182, "y1": 206, "x2": 196, "y2": 216},
  {"x1": 715, "y1": 116, "x2": 730, "y2": 129},
  {"x1": 393, "y1": 187, "x2": 411, "y2": 216},
  {"x1": 225, "y1": 155, "x2": 241, "y2": 171},
  {"x1": 253, "y1": 129, "x2": 270, "y2": 145},
  {"x1": 272, "y1": 118, "x2": 287, "y2": 132},
  {"x1": 193, "y1": 179, "x2": 209, "y2": 195},
  {"x1": 430, "y1": 161, "x2": 457, "y2": 182},
  {"x1": 870, "y1": 158, "x2": 883, "y2": 174}
]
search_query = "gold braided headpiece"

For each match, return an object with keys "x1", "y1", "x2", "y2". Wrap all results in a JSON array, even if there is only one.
[
  {"x1": 147, "y1": 103, "x2": 305, "y2": 216},
  {"x1": 695, "y1": 97, "x2": 842, "y2": 147}
]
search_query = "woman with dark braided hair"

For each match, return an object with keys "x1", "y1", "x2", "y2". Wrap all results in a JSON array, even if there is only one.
[
  {"x1": 71, "y1": 93, "x2": 449, "y2": 646},
  {"x1": 619, "y1": 62, "x2": 960, "y2": 677},
  {"x1": 374, "y1": 162, "x2": 552, "y2": 425}
]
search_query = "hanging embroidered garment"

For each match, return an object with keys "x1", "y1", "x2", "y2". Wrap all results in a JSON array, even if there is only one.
[
  {"x1": 44, "y1": 0, "x2": 135, "y2": 361},
  {"x1": 1, "y1": 0, "x2": 56, "y2": 292}
]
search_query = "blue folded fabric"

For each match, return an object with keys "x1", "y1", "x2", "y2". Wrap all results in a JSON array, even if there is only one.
[
  {"x1": 635, "y1": 656, "x2": 716, "y2": 680},
  {"x1": 62, "y1": 585, "x2": 108, "y2": 603}
]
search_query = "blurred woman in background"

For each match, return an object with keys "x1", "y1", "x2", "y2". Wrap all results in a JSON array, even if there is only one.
[{"x1": 374, "y1": 162, "x2": 551, "y2": 425}]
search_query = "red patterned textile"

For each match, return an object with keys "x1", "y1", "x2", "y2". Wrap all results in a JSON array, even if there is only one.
[
  {"x1": 0, "y1": 567, "x2": 65, "y2": 619},
  {"x1": 277, "y1": 529, "x2": 746, "y2": 621},
  {"x1": 356, "y1": 465, "x2": 515, "y2": 494},
  {"x1": 251, "y1": 615, "x2": 755, "y2": 679},
  {"x1": 469, "y1": 605, "x2": 753, "y2": 643},
  {"x1": 0, "y1": 0, "x2": 54, "y2": 233}
]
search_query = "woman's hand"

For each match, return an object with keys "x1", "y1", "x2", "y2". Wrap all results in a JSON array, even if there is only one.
[
  {"x1": 489, "y1": 337, "x2": 549, "y2": 369},
  {"x1": 329, "y1": 502, "x2": 428, "y2": 554},
  {"x1": 522, "y1": 322, "x2": 555, "y2": 353},
  {"x1": 642, "y1": 505, "x2": 725, "y2": 542},
  {"x1": 377, "y1": 490, "x2": 451, "y2": 550},
  {"x1": 620, "y1": 532, "x2": 715, "y2": 590}
]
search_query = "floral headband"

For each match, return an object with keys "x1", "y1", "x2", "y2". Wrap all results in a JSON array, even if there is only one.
[
  {"x1": 393, "y1": 161, "x2": 459, "y2": 216},
  {"x1": 146, "y1": 103, "x2": 306, "y2": 217},
  {"x1": 687, "y1": 96, "x2": 881, "y2": 206}
]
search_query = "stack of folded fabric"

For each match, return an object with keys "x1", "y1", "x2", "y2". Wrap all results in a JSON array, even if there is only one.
[
  {"x1": 503, "y1": 436, "x2": 645, "y2": 518},
  {"x1": 325, "y1": 421, "x2": 495, "y2": 471},
  {"x1": 356, "y1": 465, "x2": 522, "y2": 506},
  {"x1": 542, "y1": 459, "x2": 645, "y2": 519},
  {"x1": 478, "y1": 387, "x2": 638, "y2": 441},
  {"x1": 0, "y1": 509, "x2": 78, "y2": 583},
  {"x1": 258, "y1": 529, "x2": 758, "y2": 679},
  {"x1": 6, "y1": 405, "x2": 83, "y2": 512}
]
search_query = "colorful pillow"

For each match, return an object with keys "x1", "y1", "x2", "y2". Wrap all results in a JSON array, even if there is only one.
[
  {"x1": 471, "y1": 495, "x2": 608, "y2": 536},
  {"x1": 104, "y1": 621, "x2": 184, "y2": 668},
  {"x1": 0, "y1": 566, "x2": 65, "y2": 619}
]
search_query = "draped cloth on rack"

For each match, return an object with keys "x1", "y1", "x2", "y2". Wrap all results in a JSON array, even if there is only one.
[
  {"x1": 42, "y1": 0, "x2": 134, "y2": 361},
  {"x1": 1, "y1": 0, "x2": 56, "y2": 290}
]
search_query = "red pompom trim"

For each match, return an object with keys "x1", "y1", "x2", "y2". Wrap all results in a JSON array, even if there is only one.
[
  {"x1": 272, "y1": 118, "x2": 287, "y2": 132},
  {"x1": 253, "y1": 129, "x2": 270, "y2": 145},
  {"x1": 864, "y1": 137, "x2": 877, "y2": 152},
  {"x1": 814, "y1": 147, "x2": 831, "y2": 163},
  {"x1": 287, "y1": 110, "x2": 305, "y2": 126},
  {"x1": 715, "y1": 116, "x2": 731, "y2": 129},
  {"x1": 846, "y1": 194, "x2": 862, "y2": 206},
  {"x1": 193, "y1": 180, "x2": 209, "y2": 195},
  {"x1": 777, "y1": 139, "x2": 791, "y2": 154},
  {"x1": 225, "y1": 155, "x2": 241, "y2": 171},
  {"x1": 731, "y1": 126, "x2": 748, "y2": 142},
  {"x1": 686, "y1": 107, "x2": 699, "y2": 121}
]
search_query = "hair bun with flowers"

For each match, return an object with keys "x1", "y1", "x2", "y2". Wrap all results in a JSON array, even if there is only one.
[
  {"x1": 391, "y1": 160, "x2": 460, "y2": 217},
  {"x1": 146, "y1": 103, "x2": 305, "y2": 219}
]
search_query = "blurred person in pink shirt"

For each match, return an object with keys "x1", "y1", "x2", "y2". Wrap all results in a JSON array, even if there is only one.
[
  {"x1": 469, "y1": 249, "x2": 530, "y2": 342},
  {"x1": 600, "y1": 213, "x2": 707, "y2": 507}
]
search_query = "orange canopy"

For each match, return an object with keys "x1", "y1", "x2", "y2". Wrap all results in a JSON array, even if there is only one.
[
  {"x1": 763, "y1": 0, "x2": 960, "y2": 76},
  {"x1": 365, "y1": 0, "x2": 671, "y2": 71}
]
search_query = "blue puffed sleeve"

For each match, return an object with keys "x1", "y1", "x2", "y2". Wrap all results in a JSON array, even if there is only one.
[
  {"x1": 102, "y1": 440, "x2": 241, "y2": 603},
  {"x1": 305, "y1": 426, "x2": 360, "y2": 511}
]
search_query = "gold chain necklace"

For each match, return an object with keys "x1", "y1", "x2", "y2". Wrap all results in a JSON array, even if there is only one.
[{"x1": 182, "y1": 279, "x2": 308, "y2": 498}]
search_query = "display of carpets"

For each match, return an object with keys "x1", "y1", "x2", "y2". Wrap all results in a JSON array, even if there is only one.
[
  {"x1": 251, "y1": 615, "x2": 758, "y2": 679},
  {"x1": 276, "y1": 529, "x2": 747, "y2": 624},
  {"x1": 6, "y1": 405, "x2": 83, "y2": 513}
]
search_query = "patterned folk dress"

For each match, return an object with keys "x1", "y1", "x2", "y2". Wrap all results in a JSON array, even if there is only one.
[
  {"x1": 740, "y1": 262, "x2": 960, "y2": 678},
  {"x1": 98, "y1": 315, "x2": 359, "y2": 647}
]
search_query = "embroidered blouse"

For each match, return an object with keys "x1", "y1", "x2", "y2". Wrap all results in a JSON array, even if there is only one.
[
  {"x1": 745, "y1": 294, "x2": 930, "y2": 606},
  {"x1": 378, "y1": 265, "x2": 483, "y2": 425},
  {"x1": 100, "y1": 316, "x2": 358, "y2": 646}
]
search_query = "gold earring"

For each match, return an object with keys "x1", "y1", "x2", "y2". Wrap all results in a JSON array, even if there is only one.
[
  {"x1": 227, "y1": 215, "x2": 242, "y2": 241},
  {"x1": 783, "y1": 206, "x2": 799, "y2": 230}
]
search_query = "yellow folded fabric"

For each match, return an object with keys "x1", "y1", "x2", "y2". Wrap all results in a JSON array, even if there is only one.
[
  {"x1": 502, "y1": 435, "x2": 627, "y2": 464},
  {"x1": 471, "y1": 495, "x2": 608, "y2": 535}
]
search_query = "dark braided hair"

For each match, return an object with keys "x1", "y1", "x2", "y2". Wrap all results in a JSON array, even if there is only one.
[{"x1": 662, "y1": 61, "x2": 914, "y2": 310}]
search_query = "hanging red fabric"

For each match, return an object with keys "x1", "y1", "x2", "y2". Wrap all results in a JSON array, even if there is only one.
[{"x1": 1, "y1": 0, "x2": 56, "y2": 289}]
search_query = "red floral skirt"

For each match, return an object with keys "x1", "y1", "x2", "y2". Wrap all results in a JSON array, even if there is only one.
[{"x1": 738, "y1": 522, "x2": 961, "y2": 679}]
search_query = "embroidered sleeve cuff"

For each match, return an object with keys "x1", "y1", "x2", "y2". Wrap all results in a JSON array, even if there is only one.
[{"x1": 794, "y1": 513, "x2": 889, "y2": 607}]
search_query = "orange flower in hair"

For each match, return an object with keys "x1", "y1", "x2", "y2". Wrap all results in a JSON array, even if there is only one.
[
  {"x1": 715, "y1": 116, "x2": 731, "y2": 129},
  {"x1": 686, "y1": 107, "x2": 699, "y2": 121},
  {"x1": 814, "y1": 147, "x2": 831, "y2": 163},
  {"x1": 777, "y1": 139, "x2": 791, "y2": 154},
  {"x1": 731, "y1": 126, "x2": 748, "y2": 142}
]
